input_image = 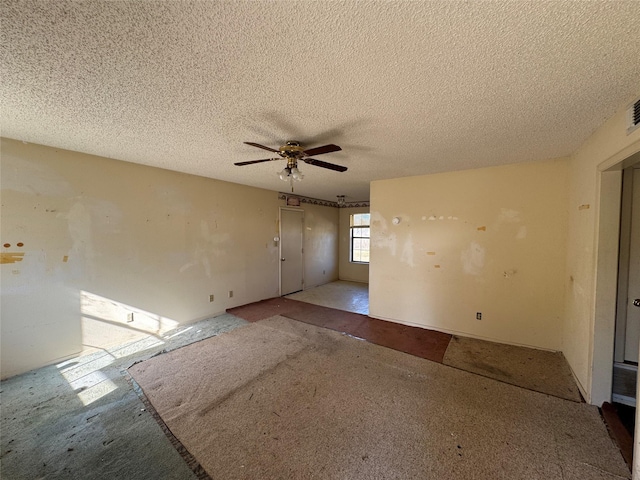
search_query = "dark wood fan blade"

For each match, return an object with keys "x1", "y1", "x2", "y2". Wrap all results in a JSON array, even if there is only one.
[
  {"x1": 234, "y1": 158, "x2": 281, "y2": 166},
  {"x1": 302, "y1": 144, "x2": 342, "y2": 156},
  {"x1": 302, "y1": 158, "x2": 348, "y2": 172},
  {"x1": 244, "y1": 142, "x2": 279, "y2": 153}
]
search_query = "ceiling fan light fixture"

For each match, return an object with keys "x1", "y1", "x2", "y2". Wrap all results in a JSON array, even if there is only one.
[
  {"x1": 278, "y1": 167, "x2": 291, "y2": 181},
  {"x1": 291, "y1": 167, "x2": 304, "y2": 181}
]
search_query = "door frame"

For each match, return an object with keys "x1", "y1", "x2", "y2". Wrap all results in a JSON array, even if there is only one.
[
  {"x1": 279, "y1": 207, "x2": 304, "y2": 296},
  {"x1": 591, "y1": 145, "x2": 640, "y2": 407},
  {"x1": 588, "y1": 145, "x2": 640, "y2": 479}
]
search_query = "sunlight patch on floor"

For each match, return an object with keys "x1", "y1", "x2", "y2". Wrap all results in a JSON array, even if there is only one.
[
  {"x1": 80, "y1": 290, "x2": 178, "y2": 355},
  {"x1": 51, "y1": 291, "x2": 185, "y2": 406}
]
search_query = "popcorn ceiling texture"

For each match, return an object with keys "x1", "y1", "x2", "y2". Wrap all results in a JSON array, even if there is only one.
[{"x1": 2, "y1": 0, "x2": 639, "y2": 201}]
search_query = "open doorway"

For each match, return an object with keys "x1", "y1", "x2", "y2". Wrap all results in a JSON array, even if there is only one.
[
  {"x1": 613, "y1": 164, "x2": 640, "y2": 407},
  {"x1": 610, "y1": 162, "x2": 640, "y2": 452}
]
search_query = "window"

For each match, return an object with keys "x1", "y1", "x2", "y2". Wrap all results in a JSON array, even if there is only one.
[{"x1": 350, "y1": 213, "x2": 370, "y2": 263}]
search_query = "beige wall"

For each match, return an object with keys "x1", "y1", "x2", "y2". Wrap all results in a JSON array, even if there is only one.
[
  {"x1": 300, "y1": 203, "x2": 340, "y2": 288},
  {"x1": 564, "y1": 97, "x2": 640, "y2": 404},
  {"x1": 338, "y1": 206, "x2": 369, "y2": 283},
  {"x1": 369, "y1": 158, "x2": 568, "y2": 351},
  {"x1": 0, "y1": 139, "x2": 338, "y2": 378}
]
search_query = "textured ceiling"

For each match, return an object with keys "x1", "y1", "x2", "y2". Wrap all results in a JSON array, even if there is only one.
[{"x1": 2, "y1": 1, "x2": 640, "y2": 202}]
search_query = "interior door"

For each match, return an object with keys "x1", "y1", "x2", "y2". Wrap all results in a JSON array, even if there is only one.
[
  {"x1": 624, "y1": 167, "x2": 640, "y2": 362},
  {"x1": 280, "y1": 208, "x2": 304, "y2": 295}
]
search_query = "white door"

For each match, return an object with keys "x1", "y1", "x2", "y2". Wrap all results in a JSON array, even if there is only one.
[
  {"x1": 280, "y1": 208, "x2": 304, "y2": 295},
  {"x1": 624, "y1": 168, "x2": 640, "y2": 362}
]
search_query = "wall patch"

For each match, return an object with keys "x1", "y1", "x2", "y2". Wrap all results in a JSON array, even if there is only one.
[{"x1": 1, "y1": 252, "x2": 25, "y2": 264}]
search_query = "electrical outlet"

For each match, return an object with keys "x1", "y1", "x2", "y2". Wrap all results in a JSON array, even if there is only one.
[
  {"x1": 476, "y1": 312, "x2": 482, "y2": 320},
  {"x1": 228, "y1": 290, "x2": 233, "y2": 298},
  {"x1": 209, "y1": 294, "x2": 214, "y2": 302}
]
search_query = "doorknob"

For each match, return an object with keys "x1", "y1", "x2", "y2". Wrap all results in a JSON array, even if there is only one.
[
  {"x1": 281, "y1": 258, "x2": 286, "y2": 261},
  {"x1": 634, "y1": 299, "x2": 640, "y2": 307}
]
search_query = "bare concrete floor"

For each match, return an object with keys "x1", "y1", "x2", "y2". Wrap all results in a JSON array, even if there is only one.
[{"x1": 1, "y1": 314, "x2": 247, "y2": 480}]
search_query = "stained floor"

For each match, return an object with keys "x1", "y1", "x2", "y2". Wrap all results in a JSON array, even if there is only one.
[
  {"x1": 280, "y1": 281, "x2": 582, "y2": 401},
  {"x1": 129, "y1": 316, "x2": 629, "y2": 480},
  {"x1": 0, "y1": 281, "x2": 628, "y2": 479},
  {"x1": 0, "y1": 314, "x2": 247, "y2": 480}
]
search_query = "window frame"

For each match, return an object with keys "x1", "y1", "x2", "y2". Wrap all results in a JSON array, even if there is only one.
[{"x1": 349, "y1": 213, "x2": 370, "y2": 264}]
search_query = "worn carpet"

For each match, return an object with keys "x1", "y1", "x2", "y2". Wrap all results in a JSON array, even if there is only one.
[
  {"x1": 228, "y1": 298, "x2": 581, "y2": 402},
  {"x1": 128, "y1": 316, "x2": 628, "y2": 480}
]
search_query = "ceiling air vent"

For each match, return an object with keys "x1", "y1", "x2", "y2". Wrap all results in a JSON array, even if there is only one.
[{"x1": 628, "y1": 97, "x2": 640, "y2": 135}]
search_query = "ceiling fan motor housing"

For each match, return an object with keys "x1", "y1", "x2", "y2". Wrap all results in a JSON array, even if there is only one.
[
  {"x1": 279, "y1": 141, "x2": 305, "y2": 168},
  {"x1": 279, "y1": 141, "x2": 304, "y2": 157}
]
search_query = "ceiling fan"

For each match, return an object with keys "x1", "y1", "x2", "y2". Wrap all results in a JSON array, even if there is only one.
[{"x1": 235, "y1": 141, "x2": 347, "y2": 188}]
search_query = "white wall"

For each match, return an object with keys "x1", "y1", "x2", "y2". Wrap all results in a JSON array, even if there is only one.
[
  {"x1": 338, "y1": 206, "x2": 369, "y2": 283},
  {"x1": 369, "y1": 158, "x2": 568, "y2": 351},
  {"x1": 564, "y1": 96, "x2": 640, "y2": 404},
  {"x1": 0, "y1": 139, "x2": 338, "y2": 378}
]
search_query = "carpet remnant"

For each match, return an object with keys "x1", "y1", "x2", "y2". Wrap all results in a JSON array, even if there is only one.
[
  {"x1": 129, "y1": 316, "x2": 629, "y2": 480},
  {"x1": 443, "y1": 335, "x2": 583, "y2": 402},
  {"x1": 127, "y1": 374, "x2": 213, "y2": 480}
]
